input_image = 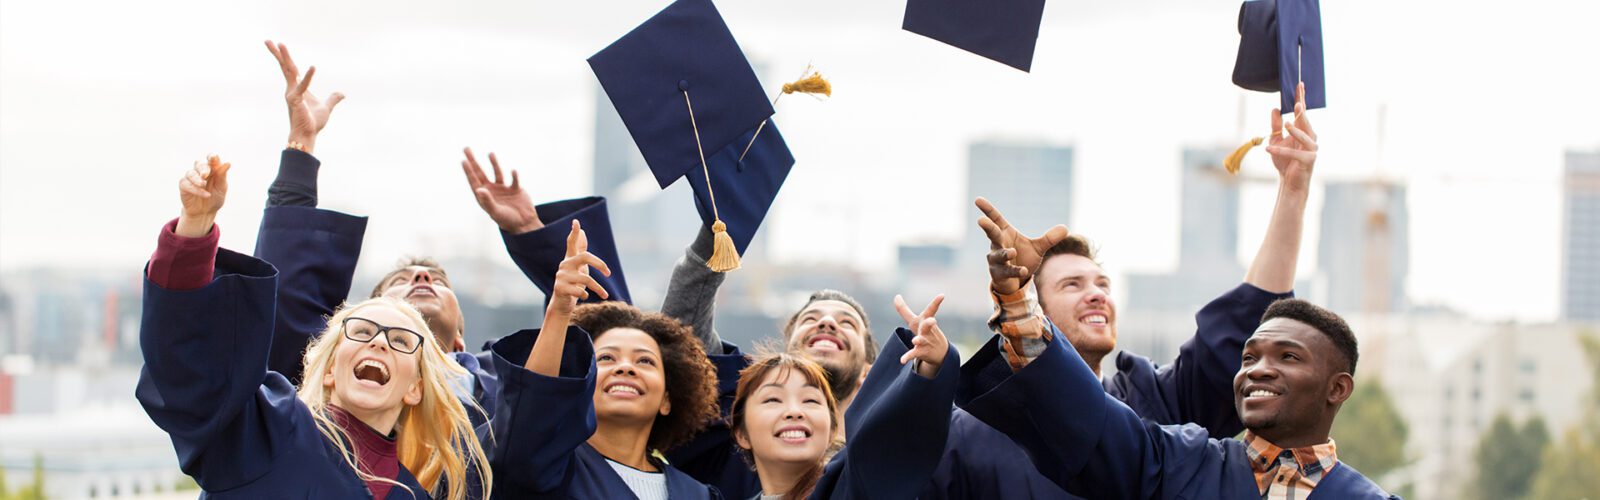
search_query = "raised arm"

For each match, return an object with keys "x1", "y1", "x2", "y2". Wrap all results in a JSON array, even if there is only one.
[
  {"x1": 1244, "y1": 81, "x2": 1317, "y2": 293},
  {"x1": 815, "y1": 295, "x2": 959, "y2": 499},
  {"x1": 661, "y1": 225, "x2": 728, "y2": 355},
  {"x1": 137, "y1": 156, "x2": 292, "y2": 490},
  {"x1": 255, "y1": 40, "x2": 367, "y2": 385}
]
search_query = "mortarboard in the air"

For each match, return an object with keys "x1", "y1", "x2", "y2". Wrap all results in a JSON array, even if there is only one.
[
  {"x1": 588, "y1": 0, "x2": 796, "y2": 272},
  {"x1": 902, "y1": 0, "x2": 1047, "y2": 72},
  {"x1": 1232, "y1": 0, "x2": 1325, "y2": 114},
  {"x1": 502, "y1": 196, "x2": 632, "y2": 305}
]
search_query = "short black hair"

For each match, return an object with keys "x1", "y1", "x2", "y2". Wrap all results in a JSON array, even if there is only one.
[{"x1": 1261, "y1": 298, "x2": 1358, "y2": 376}]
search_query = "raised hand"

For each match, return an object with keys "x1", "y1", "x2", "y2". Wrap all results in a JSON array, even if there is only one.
[
  {"x1": 1264, "y1": 82, "x2": 1318, "y2": 194},
  {"x1": 265, "y1": 40, "x2": 344, "y2": 154},
  {"x1": 547, "y1": 220, "x2": 612, "y2": 319},
  {"x1": 461, "y1": 148, "x2": 542, "y2": 234},
  {"x1": 895, "y1": 294, "x2": 950, "y2": 379},
  {"x1": 975, "y1": 197, "x2": 1070, "y2": 295},
  {"x1": 176, "y1": 155, "x2": 232, "y2": 238}
]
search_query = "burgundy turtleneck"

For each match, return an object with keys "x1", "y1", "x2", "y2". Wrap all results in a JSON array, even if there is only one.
[{"x1": 327, "y1": 405, "x2": 403, "y2": 499}]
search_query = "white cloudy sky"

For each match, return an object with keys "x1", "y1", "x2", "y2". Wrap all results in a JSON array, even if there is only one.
[{"x1": 1, "y1": 0, "x2": 1595, "y2": 322}]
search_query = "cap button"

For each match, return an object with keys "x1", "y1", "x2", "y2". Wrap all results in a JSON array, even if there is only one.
[
  {"x1": 678, "y1": 80, "x2": 691, "y2": 91},
  {"x1": 735, "y1": 158, "x2": 746, "y2": 172}
]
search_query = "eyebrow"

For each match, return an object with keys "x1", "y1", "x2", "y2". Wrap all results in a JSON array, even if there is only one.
[
  {"x1": 1244, "y1": 337, "x2": 1308, "y2": 350},
  {"x1": 595, "y1": 346, "x2": 660, "y2": 356}
]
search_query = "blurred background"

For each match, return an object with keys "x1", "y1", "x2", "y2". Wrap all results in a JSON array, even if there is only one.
[{"x1": 2, "y1": 0, "x2": 1597, "y2": 498}]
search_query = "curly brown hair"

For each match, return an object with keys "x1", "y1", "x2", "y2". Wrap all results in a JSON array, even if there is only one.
[{"x1": 572, "y1": 302, "x2": 720, "y2": 452}]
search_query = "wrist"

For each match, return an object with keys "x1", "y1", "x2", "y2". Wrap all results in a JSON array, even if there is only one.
[
  {"x1": 506, "y1": 219, "x2": 544, "y2": 235},
  {"x1": 287, "y1": 134, "x2": 316, "y2": 154},
  {"x1": 175, "y1": 213, "x2": 216, "y2": 238}
]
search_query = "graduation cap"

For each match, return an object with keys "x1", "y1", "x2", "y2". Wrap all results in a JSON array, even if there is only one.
[
  {"x1": 902, "y1": 0, "x2": 1047, "y2": 72},
  {"x1": 589, "y1": 0, "x2": 796, "y2": 272},
  {"x1": 1232, "y1": 0, "x2": 1325, "y2": 113},
  {"x1": 1224, "y1": 0, "x2": 1325, "y2": 174},
  {"x1": 502, "y1": 196, "x2": 632, "y2": 305}
]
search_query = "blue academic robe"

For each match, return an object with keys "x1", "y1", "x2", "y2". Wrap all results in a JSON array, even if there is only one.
[
  {"x1": 921, "y1": 283, "x2": 1292, "y2": 499},
  {"x1": 135, "y1": 249, "x2": 431, "y2": 498},
  {"x1": 666, "y1": 329, "x2": 960, "y2": 500},
  {"x1": 482, "y1": 327, "x2": 721, "y2": 499},
  {"x1": 956, "y1": 328, "x2": 1399, "y2": 499}
]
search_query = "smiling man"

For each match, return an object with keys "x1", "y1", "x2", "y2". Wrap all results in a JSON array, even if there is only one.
[{"x1": 956, "y1": 298, "x2": 1397, "y2": 499}]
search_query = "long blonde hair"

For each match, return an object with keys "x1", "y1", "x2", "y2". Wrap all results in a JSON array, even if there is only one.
[{"x1": 296, "y1": 297, "x2": 492, "y2": 500}]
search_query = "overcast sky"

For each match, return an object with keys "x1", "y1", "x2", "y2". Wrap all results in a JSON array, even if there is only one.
[{"x1": 1, "y1": 0, "x2": 1596, "y2": 322}]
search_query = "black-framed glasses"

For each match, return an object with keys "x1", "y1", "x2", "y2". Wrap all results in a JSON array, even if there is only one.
[{"x1": 342, "y1": 317, "x2": 425, "y2": 354}]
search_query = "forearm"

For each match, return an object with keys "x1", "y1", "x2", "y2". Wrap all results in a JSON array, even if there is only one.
[
  {"x1": 527, "y1": 306, "x2": 573, "y2": 376},
  {"x1": 661, "y1": 226, "x2": 725, "y2": 354},
  {"x1": 1244, "y1": 185, "x2": 1308, "y2": 293}
]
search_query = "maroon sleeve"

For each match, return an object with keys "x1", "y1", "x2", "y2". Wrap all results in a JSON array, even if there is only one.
[{"x1": 147, "y1": 218, "x2": 221, "y2": 291}]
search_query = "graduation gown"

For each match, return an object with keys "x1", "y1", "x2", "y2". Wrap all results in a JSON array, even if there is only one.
[
  {"x1": 483, "y1": 327, "x2": 721, "y2": 499},
  {"x1": 667, "y1": 329, "x2": 960, "y2": 500},
  {"x1": 956, "y1": 329, "x2": 1400, "y2": 499},
  {"x1": 135, "y1": 249, "x2": 431, "y2": 498},
  {"x1": 921, "y1": 283, "x2": 1292, "y2": 499}
]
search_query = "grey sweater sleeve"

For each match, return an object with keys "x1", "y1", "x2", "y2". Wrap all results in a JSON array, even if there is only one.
[{"x1": 661, "y1": 226, "x2": 726, "y2": 355}]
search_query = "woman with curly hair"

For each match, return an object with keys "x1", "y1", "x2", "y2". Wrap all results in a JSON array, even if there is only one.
[
  {"x1": 136, "y1": 156, "x2": 491, "y2": 499},
  {"x1": 485, "y1": 220, "x2": 721, "y2": 499}
]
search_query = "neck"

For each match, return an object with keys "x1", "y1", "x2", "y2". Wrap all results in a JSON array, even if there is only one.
[
  {"x1": 754, "y1": 457, "x2": 811, "y2": 498},
  {"x1": 590, "y1": 418, "x2": 656, "y2": 472},
  {"x1": 330, "y1": 400, "x2": 402, "y2": 435},
  {"x1": 1074, "y1": 348, "x2": 1105, "y2": 378},
  {"x1": 1253, "y1": 424, "x2": 1332, "y2": 449}
]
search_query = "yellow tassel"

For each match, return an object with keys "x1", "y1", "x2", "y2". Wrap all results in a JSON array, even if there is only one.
[
  {"x1": 707, "y1": 220, "x2": 742, "y2": 272},
  {"x1": 781, "y1": 72, "x2": 832, "y2": 97},
  {"x1": 1224, "y1": 137, "x2": 1264, "y2": 175}
]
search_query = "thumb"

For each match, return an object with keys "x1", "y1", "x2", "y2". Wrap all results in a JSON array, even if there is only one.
[
  {"x1": 473, "y1": 187, "x2": 494, "y2": 206},
  {"x1": 326, "y1": 92, "x2": 346, "y2": 110}
]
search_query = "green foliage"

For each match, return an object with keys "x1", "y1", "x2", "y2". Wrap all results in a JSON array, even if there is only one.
[
  {"x1": 1330, "y1": 379, "x2": 1409, "y2": 478},
  {"x1": 1524, "y1": 329, "x2": 1600, "y2": 500},
  {"x1": 1470, "y1": 414, "x2": 1549, "y2": 500},
  {"x1": 0, "y1": 454, "x2": 46, "y2": 500}
]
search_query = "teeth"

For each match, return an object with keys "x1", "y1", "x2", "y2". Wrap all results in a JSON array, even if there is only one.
[
  {"x1": 1249, "y1": 390, "x2": 1279, "y2": 398},
  {"x1": 607, "y1": 385, "x2": 640, "y2": 396},
  {"x1": 778, "y1": 430, "x2": 808, "y2": 440},
  {"x1": 355, "y1": 360, "x2": 389, "y2": 384},
  {"x1": 1083, "y1": 315, "x2": 1108, "y2": 325},
  {"x1": 811, "y1": 340, "x2": 841, "y2": 350}
]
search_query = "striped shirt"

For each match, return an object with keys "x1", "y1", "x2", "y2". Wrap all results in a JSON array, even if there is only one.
[{"x1": 1243, "y1": 431, "x2": 1339, "y2": 500}]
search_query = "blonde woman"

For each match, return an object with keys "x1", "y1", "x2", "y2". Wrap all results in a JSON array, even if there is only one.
[{"x1": 135, "y1": 156, "x2": 490, "y2": 499}]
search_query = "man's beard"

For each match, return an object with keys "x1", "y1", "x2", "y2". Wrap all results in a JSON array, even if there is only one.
[{"x1": 814, "y1": 356, "x2": 863, "y2": 404}]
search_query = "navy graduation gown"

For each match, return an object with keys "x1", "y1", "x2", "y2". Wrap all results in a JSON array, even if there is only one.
[
  {"x1": 135, "y1": 249, "x2": 431, "y2": 498},
  {"x1": 920, "y1": 283, "x2": 1291, "y2": 499},
  {"x1": 664, "y1": 342, "x2": 761, "y2": 499},
  {"x1": 956, "y1": 331, "x2": 1399, "y2": 499},
  {"x1": 483, "y1": 327, "x2": 721, "y2": 499},
  {"x1": 253, "y1": 205, "x2": 367, "y2": 386}
]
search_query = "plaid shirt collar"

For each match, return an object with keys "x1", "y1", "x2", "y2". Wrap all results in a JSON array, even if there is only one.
[{"x1": 1242, "y1": 431, "x2": 1339, "y2": 494}]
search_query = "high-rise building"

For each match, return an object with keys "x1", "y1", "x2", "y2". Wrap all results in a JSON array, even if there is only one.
[
  {"x1": 1126, "y1": 146, "x2": 1248, "y2": 313},
  {"x1": 1319, "y1": 180, "x2": 1410, "y2": 314},
  {"x1": 962, "y1": 140, "x2": 1074, "y2": 260},
  {"x1": 1562, "y1": 149, "x2": 1600, "y2": 322}
]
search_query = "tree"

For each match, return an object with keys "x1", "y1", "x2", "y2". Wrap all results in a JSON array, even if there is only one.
[
  {"x1": 1329, "y1": 379, "x2": 1409, "y2": 479},
  {"x1": 1470, "y1": 413, "x2": 1549, "y2": 500},
  {"x1": 1525, "y1": 330, "x2": 1600, "y2": 500}
]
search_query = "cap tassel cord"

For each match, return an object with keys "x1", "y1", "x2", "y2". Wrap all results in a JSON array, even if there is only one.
[
  {"x1": 1224, "y1": 136, "x2": 1264, "y2": 175},
  {"x1": 737, "y1": 67, "x2": 831, "y2": 163},
  {"x1": 683, "y1": 89, "x2": 741, "y2": 272}
]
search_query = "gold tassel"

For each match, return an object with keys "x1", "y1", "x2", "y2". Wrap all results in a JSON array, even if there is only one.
[
  {"x1": 781, "y1": 72, "x2": 832, "y2": 97},
  {"x1": 707, "y1": 220, "x2": 741, "y2": 272},
  {"x1": 1224, "y1": 137, "x2": 1263, "y2": 175}
]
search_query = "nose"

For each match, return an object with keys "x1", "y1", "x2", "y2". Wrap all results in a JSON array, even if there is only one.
[
  {"x1": 1085, "y1": 286, "x2": 1108, "y2": 305},
  {"x1": 816, "y1": 315, "x2": 839, "y2": 332},
  {"x1": 411, "y1": 272, "x2": 433, "y2": 285},
  {"x1": 1245, "y1": 359, "x2": 1279, "y2": 380},
  {"x1": 782, "y1": 403, "x2": 807, "y2": 421},
  {"x1": 611, "y1": 360, "x2": 637, "y2": 376},
  {"x1": 365, "y1": 331, "x2": 392, "y2": 352}
]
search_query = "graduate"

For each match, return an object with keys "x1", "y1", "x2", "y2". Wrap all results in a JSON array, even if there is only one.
[
  {"x1": 483, "y1": 220, "x2": 722, "y2": 499},
  {"x1": 725, "y1": 300, "x2": 959, "y2": 500},
  {"x1": 136, "y1": 155, "x2": 491, "y2": 499},
  {"x1": 958, "y1": 297, "x2": 1397, "y2": 499}
]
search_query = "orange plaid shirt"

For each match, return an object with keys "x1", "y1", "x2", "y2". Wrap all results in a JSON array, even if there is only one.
[{"x1": 1242, "y1": 431, "x2": 1339, "y2": 500}]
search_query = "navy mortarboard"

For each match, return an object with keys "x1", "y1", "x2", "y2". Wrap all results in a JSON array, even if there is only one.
[
  {"x1": 589, "y1": 0, "x2": 796, "y2": 272},
  {"x1": 902, "y1": 0, "x2": 1047, "y2": 72},
  {"x1": 1232, "y1": 0, "x2": 1325, "y2": 113},
  {"x1": 503, "y1": 196, "x2": 633, "y2": 305}
]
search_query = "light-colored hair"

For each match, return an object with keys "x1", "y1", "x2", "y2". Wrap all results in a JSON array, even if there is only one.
[{"x1": 295, "y1": 297, "x2": 491, "y2": 500}]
